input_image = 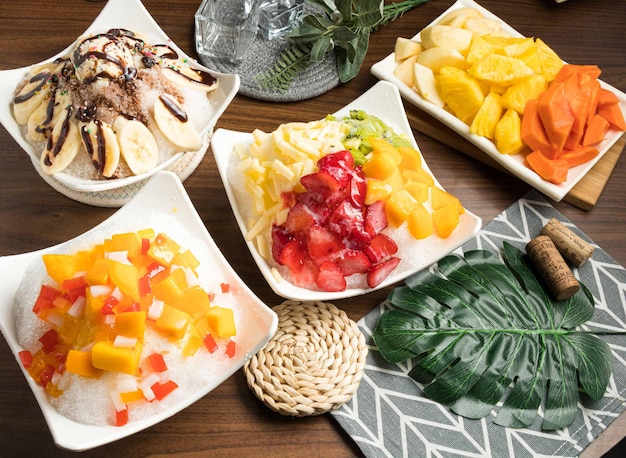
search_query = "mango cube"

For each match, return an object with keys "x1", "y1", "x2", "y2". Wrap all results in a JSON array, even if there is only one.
[
  {"x1": 386, "y1": 189, "x2": 418, "y2": 228},
  {"x1": 206, "y1": 306, "x2": 237, "y2": 339},
  {"x1": 85, "y1": 258, "x2": 110, "y2": 286},
  {"x1": 403, "y1": 181, "x2": 429, "y2": 203},
  {"x1": 91, "y1": 341, "x2": 141, "y2": 375},
  {"x1": 115, "y1": 311, "x2": 147, "y2": 339},
  {"x1": 107, "y1": 260, "x2": 140, "y2": 302},
  {"x1": 109, "y1": 232, "x2": 140, "y2": 259},
  {"x1": 433, "y1": 203, "x2": 460, "y2": 238},
  {"x1": 407, "y1": 203, "x2": 434, "y2": 239},
  {"x1": 362, "y1": 151, "x2": 398, "y2": 180},
  {"x1": 397, "y1": 146, "x2": 422, "y2": 171},
  {"x1": 171, "y1": 285, "x2": 211, "y2": 318},
  {"x1": 43, "y1": 252, "x2": 91, "y2": 286},
  {"x1": 66, "y1": 349, "x2": 102, "y2": 378},
  {"x1": 156, "y1": 304, "x2": 191, "y2": 339},
  {"x1": 147, "y1": 233, "x2": 181, "y2": 266},
  {"x1": 151, "y1": 268, "x2": 188, "y2": 303}
]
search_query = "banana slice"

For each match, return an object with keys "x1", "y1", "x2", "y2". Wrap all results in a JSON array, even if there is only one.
[
  {"x1": 13, "y1": 71, "x2": 54, "y2": 125},
  {"x1": 26, "y1": 98, "x2": 51, "y2": 142},
  {"x1": 113, "y1": 116, "x2": 159, "y2": 175},
  {"x1": 153, "y1": 94, "x2": 203, "y2": 151},
  {"x1": 79, "y1": 120, "x2": 121, "y2": 178},
  {"x1": 162, "y1": 66, "x2": 219, "y2": 93},
  {"x1": 27, "y1": 89, "x2": 72, "y2": 142},
  {"x1": 40, "y1": 106, "x2": 81, "y2": 175}
]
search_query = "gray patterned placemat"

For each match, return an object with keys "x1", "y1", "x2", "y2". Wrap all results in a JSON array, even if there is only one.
[
  {"x1": 197, "y1": 5, "x2": 339, "y2": 102},
  {"x1": 331, "y1": 190, "x2": 626, "y2": 457}
]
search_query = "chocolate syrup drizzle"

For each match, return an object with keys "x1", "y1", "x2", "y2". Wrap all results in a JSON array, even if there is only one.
[
  {"x1": 44, "y1": 105, "x2": 74, "y2": 166},
  {"x1": 13, "y1": 72, "x2": 51, "y2": 104},
  {"x1": 159, "y1": 94, "x2": 188, "y2": 122}
]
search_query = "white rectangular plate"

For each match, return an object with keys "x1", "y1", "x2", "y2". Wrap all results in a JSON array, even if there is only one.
[{"x1": 371, "y1": 0, "x2": 626, "y2": 202}]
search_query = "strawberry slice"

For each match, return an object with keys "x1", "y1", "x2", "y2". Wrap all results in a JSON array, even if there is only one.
[
  {"x1": 300, "y1": 171, "x2": 345, "y2": 205},
  {"x1": 281, "y1": 191, "x2": 297, "y2": 209},
  {"x1": 307, "y1": 225, "x2": 346, "y2": 264},
  {"x1": 290, "y1": 259, "x2": 318, "y2": 288},
  {"x1": 364, "y1": 233, "x2": 398, "y2": 263},
  {"x1": 367, "y1": 257, "x2": 401, "y2": 288},
  {"x1": 348, "y1": 172, "x2": 367, "y2": 208},
  {"x1": 364, "y1": 200, "x2": 388, "y2": 237},
  {"x1": 335, "y1": 250, "x2": 372, "y2": 276},
  {"x1": 271, "y1": 225, "x2": 292, "y2": 261},
  {"x1": 328, "y1": 201, "x2": 371, "y2": 249},
  {"x1": 296, "y1": 192, "x2": 330, "y2": 225},
  {"x1": 276, "y1": 239, "x2": 307, "y2": 271},
  {"x1": 317, "y1": 150, "x2": 355, "y2": 187},
  {"x1": 284, "y1": 202, "x2": 316, "y2": 233},
  {"x1": 316, "y1": 261, "x2": 347, "y2": 292}
]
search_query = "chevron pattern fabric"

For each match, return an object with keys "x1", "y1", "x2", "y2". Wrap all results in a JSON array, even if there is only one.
[{"x1": 332, "y1": 190, "x2": 626, "y2": 457}]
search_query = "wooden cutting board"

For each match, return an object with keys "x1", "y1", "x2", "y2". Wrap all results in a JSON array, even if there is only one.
[{"x1": 405, "y1": 104, "x2": 626, "y2": 211}]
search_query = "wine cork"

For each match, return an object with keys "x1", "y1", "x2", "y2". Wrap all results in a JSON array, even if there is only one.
[
  {"x1": 540, "y1": 218, "x2": 594, "y2": 267},
  {"x1": 526, "y1": 235, "x2": 580, "y2": 301}
]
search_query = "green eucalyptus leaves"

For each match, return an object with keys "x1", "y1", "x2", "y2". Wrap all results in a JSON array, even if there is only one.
[{"x1": 257, "y1": 0, "x2": 430, "y2": 92}]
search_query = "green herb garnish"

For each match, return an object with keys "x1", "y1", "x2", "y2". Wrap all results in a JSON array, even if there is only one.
[
  {"x1": 373, "y1": 241, "x2": 625, "y2": 430},
  {"x1": 257, "y1": 0, "x2": 430, "y2": 92}
]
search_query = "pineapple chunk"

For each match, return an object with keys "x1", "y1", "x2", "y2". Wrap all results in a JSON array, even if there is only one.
[
  {"x1": 501, "y1": 74, "x2": 547, "y2": 114},
  {"x1": 470, "y1": 92, "x2": 504, "y2": 139},
  {"x1": 535, "y1": 38, "x2": 564, "y2": 81},
  {"x1": 466, "y1": 35, "x2": 492, "y2": 65},
  {"x1": 438, "y1": 66, "x2": 485, "y2": 125},
  {"x1": 469, "y1": 54, "x2": 535, "y2": 86},
  {"x1": 495, "y1": 109, "x2": 525, "y2": 155}
]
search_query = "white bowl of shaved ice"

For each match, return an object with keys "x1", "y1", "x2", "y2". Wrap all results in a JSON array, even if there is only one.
[
  {"x1": 0, "y1": 171, "x2": 278, "y2": 451},
  {"x1": 0, "y1": 0, "x2": 239, "y2": 198}
]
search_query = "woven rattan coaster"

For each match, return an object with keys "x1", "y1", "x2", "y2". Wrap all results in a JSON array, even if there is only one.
[{"x1": 244, "y1": 300, "x2": 367, "y2": 417}]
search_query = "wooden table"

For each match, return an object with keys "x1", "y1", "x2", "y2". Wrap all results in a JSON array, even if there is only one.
[{"x1": 1, "y1": 1, "x2": 624, "y2": 456}]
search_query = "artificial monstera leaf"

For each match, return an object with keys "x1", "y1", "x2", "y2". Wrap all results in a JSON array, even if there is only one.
[{"x1": 373, "y1": 241, "x2": 615, "y2": 431}]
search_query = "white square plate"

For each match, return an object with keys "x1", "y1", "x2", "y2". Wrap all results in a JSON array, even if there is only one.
[
  {"x1": 0, "y1": 171, "x2": 278, "y2": 451},
  {"x1": 0, "y1": 0, "x2": 239, "y2": 194},
  {"x1": 371, "y1": 0, "x2": 626, "y2": 202},
  {"x1": 211, "y1": 81, "x2": 482, "y2": 301}
]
